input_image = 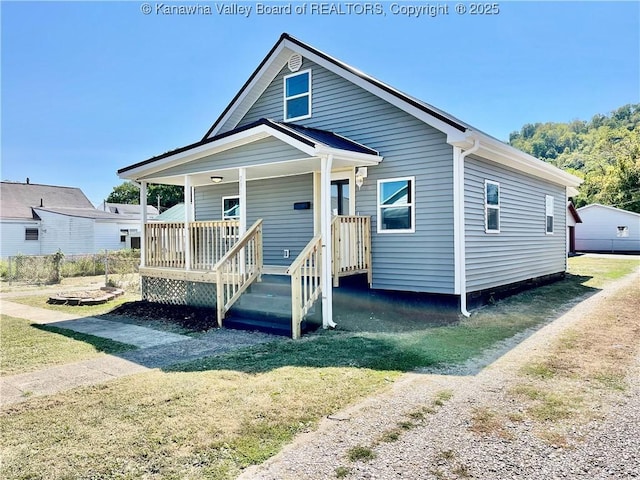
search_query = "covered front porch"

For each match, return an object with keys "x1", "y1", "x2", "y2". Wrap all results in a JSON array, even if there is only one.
[{"x1": 119, "y1": 119, "x2": 382, "y2": 338}]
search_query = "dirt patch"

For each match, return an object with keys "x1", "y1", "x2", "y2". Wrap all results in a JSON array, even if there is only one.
[
  {"x1": 108, "y1": 300, "x2": 218, "y2": 332},
  {"x1": 48, "y1": 287, "x2": 124, "y2": 306}
]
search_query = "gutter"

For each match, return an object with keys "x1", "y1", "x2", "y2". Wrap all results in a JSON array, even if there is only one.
[{"x1": 454, "y1": 137, "x2": 480, "y2": 317}]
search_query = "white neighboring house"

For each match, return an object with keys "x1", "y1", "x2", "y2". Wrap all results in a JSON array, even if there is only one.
[
  {"x1": 0, "y1": 181, "x2": 140, "y2": 258},
  {"x1": 575, "y1": 204, "x2": 640, "y2": 253},
  {"x1": 97, "y1": 202, "x2": 160, "y2": 248}
]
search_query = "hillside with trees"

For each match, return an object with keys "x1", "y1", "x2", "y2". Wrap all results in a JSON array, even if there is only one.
[{"x1": 509, "y1": 104, "x2": 640, "y2": 213}]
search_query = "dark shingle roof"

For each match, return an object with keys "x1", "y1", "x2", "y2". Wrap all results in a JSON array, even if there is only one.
[
  {"x1": 1, "y1": 182, "x2": 95, "y2": 220},
  {"x1": 33, "y1": 207, "x2": 128, "y2": 220},
  {"x1": 276, "y1": 122, "x2": 378, "y2": 155}
]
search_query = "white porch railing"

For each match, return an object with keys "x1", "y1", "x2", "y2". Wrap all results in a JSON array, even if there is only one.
[
  {"x1": 215, "y1": 219, "x2": 263, "y2": 327},
  {"x1": 332, "y1": 215, "x2": 372, "y2": 287},
  {"x1": 145, "y1": 220, "x2": 240, "y2": 269},
  {"x1": 287, "y1": 234, "x2": 322, "y2": 339}
]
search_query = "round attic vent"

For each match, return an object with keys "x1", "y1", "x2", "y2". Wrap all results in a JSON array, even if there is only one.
[{"x1": 288, "y1": 54, "x2": 303, "y2": 72}]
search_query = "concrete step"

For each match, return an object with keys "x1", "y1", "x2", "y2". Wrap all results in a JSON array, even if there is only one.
[
  {"x1": 249, "y1": 280, "x2": 292, "y2": 296},
  {"x1": 223, "y1": 315, "x2": 299, "y2": 337},
  {"x1": 235, "y1": 292, "x2": 292, "y2": 317}
]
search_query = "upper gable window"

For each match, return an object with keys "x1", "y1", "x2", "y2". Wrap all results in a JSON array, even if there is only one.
[{"x1": 284, "y1": 70, "x2": 311, "y2": 121}]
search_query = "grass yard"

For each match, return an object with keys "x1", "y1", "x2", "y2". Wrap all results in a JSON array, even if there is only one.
[
  {"x1": 0, "y1": 315, "x2": 135, "y2": 376},
  {"x1": 0, "y1": 255, "x2": 638, "y2": 479}
]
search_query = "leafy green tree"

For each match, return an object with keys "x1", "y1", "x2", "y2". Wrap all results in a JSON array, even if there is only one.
[
  {"x1": 106, "y1": 182, "x2": 183, "y2": 212},
  {"x1": 106, "y1": 182, "x2": 140, "y2": 204}
]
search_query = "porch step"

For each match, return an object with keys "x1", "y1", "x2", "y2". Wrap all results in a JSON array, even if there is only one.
[
  {"x1": 223, "y1": 315, "x2": 300, "y2": 338},
  {"x1": 224, "y1": 274, "x2": 319, "y2": 337}
]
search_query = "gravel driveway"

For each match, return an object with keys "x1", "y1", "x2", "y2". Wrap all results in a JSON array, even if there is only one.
[{"x1": 240, "y1": 271, "x2": 640, "y2": 480}]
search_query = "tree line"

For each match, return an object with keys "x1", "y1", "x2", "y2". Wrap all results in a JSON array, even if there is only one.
[{"x1": 509, "y1": 103, "x2": 640, "y2": 213}]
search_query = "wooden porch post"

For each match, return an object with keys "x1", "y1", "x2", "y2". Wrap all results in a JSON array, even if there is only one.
[
  {"x1": 140, "y1": 181, "x2": 147, "y2": 268},
  {"x1": 184, "y1": 175, "x2": 192, "y2": 270},
  {"x1": 320, "y1": 155, "x2": 336, "y2": 329}
]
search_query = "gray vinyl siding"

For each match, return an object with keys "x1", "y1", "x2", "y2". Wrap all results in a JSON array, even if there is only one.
[
  {"x1": 236, "y1": 59, "x2": 455, "y2": 294},
  {"x1": 464, "y1": 155, "x2": 567, "y2": 292},
  {"x1": 195, "y1": 174, "x2": 314, "y2": 266},
  {"x1": 146, "y1": 137, "x2": 306, "y2": 179}
]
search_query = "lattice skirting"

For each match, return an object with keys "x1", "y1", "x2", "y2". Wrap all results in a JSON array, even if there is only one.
[{"x1": 142, "y1": 276, "x2": 217, "y2": 308}]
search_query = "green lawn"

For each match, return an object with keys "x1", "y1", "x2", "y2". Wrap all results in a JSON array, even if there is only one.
[
  {"x1": 0, "y1": 315, "x2": 135, "y2": 376},
  {"x1": 0, "y1": 255, "x2": 637, "y2": 480}
]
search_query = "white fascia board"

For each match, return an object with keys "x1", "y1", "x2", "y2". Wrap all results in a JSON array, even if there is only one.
[
  {"x1": 207, "y1": 43, "x2": 289, "y2": 138},
  {"x1": 474, "y1": 138, "x2": 583, "y2": 188},
  {"x1": 289, "y1": 42, "x2": 464, "y2": 139},
  {"x1": 314, "y1": 146, "x2": 382, "y2": 165},
  {"x1": 567, "y1": 186, "x2": 580, "y2": 198},
  {"x1": 451, "y1": 132, "x2": 583, "y2": 188},
  {"x1": 119, "y1": 124, "x2": 316, "y2": 180}
]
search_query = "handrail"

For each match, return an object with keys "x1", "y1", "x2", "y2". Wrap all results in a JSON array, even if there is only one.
[
  {"x1": 287, "y1": 234, "x2": 322, "y2": 339},
  {"x1": 214, "y1": 219, "x2": 263, "y2": 327},
  {"x1": 331, "y1": 215, "x2": 372, "y2": 287},
  {"x1": 286, "y1": 234, "x2": 322, "y2": 275}
]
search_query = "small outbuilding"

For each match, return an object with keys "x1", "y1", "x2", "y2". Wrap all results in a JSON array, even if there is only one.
[{"x1": 575, "y1": 204, "x2": 640, "y2": 253}]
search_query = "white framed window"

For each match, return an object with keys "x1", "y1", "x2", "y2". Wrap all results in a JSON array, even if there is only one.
[
  {"x1": 484, "y1": 180, "x2": 500, "y2": 233},
  {"x1": 25, "y1": 228, "x2": 39, "y2": 241},
  {"x1": 545, "y1": 195, "x2": 554, "y2": 234},
  {"x1": 222, "y1": 196, "x2": 240, "y2": 220},
  {"x1": 284, "y1": 69, "x2": 311, "y2": 122},
  {"x1": 377, "y1": 177, "x2": 415, "y2": 233},
  {"x1": 617, "y1": 226, "x2": 629, "y2": 237}
]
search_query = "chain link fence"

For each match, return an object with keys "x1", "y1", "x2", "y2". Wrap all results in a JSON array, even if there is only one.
[{"x1": 1, "y1": 250, "x2": 141, "y2": 290}]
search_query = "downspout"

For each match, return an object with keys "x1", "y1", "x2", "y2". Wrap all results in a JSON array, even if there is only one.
[
  {"x1": 321, "y1": 154, "x2": 337, "y2": 329},
  {"x1": 455, "y1": 138, "x2": 480, "y2": 317}
]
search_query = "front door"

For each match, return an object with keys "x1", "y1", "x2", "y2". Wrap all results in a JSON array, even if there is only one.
[{"x1": 331, "y1": 179, "x2": 350, "y2": 216}]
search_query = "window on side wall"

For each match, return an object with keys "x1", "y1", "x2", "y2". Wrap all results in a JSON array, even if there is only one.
[
  {"x1": 284, "y1": 70, "x2": 311, "y2": 121},
  {"x1": 617, "y1": 226, "x2": 629, "y2": 237},
  {"x1": 25, "y1": 228, "x2": 39, "y2": 241},
  {"x1": 485, "y1": 180, "x2": 500, "y2": 233},
  {"x1": 377, "y1": 177, "x2": 415, "y2": 233},
  {"x1": 545, "y1": 195, "x2": 554, "y2": 234}
]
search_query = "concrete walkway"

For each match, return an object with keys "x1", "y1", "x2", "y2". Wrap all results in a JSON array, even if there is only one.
[
  {"x1": 0, "y1": 298, "x2": 277, "y2": 406},
  {"x1": 1, "y1": 300, "x2": 190, "y2": 348}
]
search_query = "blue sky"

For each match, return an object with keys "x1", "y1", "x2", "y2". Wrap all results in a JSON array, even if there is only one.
[{"x1": 2, "y1": 1, "x2": 638, "y2": 205}]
